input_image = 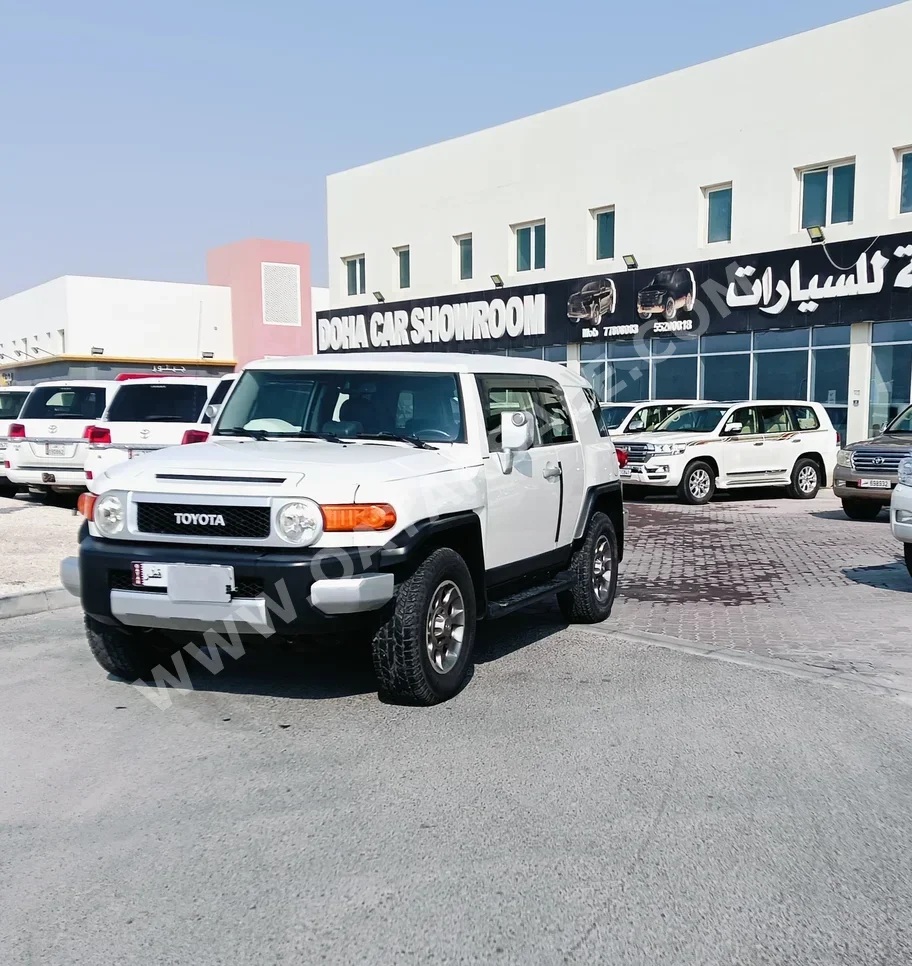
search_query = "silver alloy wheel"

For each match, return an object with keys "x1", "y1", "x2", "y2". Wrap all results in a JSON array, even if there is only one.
[
  {"x1": 798, "y1": 464, "x2": 818, "y2": 493},
  {"x1": 592, "y1": 534, "x2": 614, "y2": 603},
  {"x1": 425, "y1": 579, "x2": 466, "y2": 674},
  {"x1": 688, "y1": 468, "x2": 712, "y2": 500}
]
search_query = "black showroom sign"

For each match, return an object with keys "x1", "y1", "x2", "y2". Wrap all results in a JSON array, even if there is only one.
[{"x1": 316, "y1": 230, "x2": 912, "y2": 354}]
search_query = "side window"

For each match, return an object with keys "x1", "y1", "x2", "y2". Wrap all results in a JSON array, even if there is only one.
[
  {"x1": 640, "y1": 406, "x2": 667, "y2": 430},
  {"x1": 757, "y1": 406, "x2": 794, "y2": 434},
  {"x1": 477, "y1": 375, "x2": 538, "y2": 453},
  {"x1": 585, "y1": 388, "x2": 610, "y2": 437},
  {"x1": 791, "y1": 405, "x2": 820, "y2": 430},
  {"x1": 532, "y1": 380, "x2": 575, "y2": 445},
  {"x1": 728, "y1": 407, "x2": 759, "y2": 435}
]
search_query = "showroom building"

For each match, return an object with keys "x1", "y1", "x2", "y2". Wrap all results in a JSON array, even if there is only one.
[{"x1": 319, "y1": 2, "x2": 912, "y2": 442}]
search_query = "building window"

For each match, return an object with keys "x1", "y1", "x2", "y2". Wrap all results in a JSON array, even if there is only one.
[
  {"x1": 870, "y1": 321, "x2": 912, "y2": 435},
  {"x1": 900, "y1": 151, "x2": 912, "y2": 214},
  {"x1": 515, "y1": 221, "x2": 545, "y2": 272},
  {"x1": 345, "y1": 255, "x2": 365, "y2": 296},
  {"x1": 456, "y1": 234, "x2": 473, "y2": 280},
  {"x1": 593, "y1": 207, "x2": 615, "y2": 261},
  {"x1": 395, "y1": 247, "x2": 410, "y2": 289},
  {"x1": 800, "y1": 161, "x2": 855, "y2": 228},
  {"x1": 705, "y1": 184, "x2": 732, "y2": 243}
]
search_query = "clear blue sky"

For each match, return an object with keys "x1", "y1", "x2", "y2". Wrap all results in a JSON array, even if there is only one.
[{"x1": 0, "y1": 0, "x2": 901, "y2": 297}]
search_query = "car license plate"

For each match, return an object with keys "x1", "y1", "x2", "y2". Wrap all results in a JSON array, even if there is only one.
[
  {"x1": 620, "y1": 468, "x2": 632, "y2": 478},
  {"x1": 859, "y1": 478, "x2": 891, "y2": 489},
  {"x1": 45, "y1": 443, "x2": 65, "y2": 457},
  {"x1": 132, "y1": 562, "x2": 235, "y2": 603}
]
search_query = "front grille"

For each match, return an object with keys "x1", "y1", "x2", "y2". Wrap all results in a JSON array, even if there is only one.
[
  {"x1": 851, "y1": 450, "x2": 910, "y2": 473},
  {"x1": 136, "y1": 503, "x2": 271, "y2": 539},
  {"x1": 109, "y1": 570, "x2": 263, "y2": 598},
  {"x1": 638, "y1": 291, "x2": 663, "y2": 308},
  {"x1": 623, "y1": 442, "x2": 651, "y2": 465}
]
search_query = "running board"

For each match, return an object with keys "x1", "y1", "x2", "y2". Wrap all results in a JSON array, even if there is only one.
[{"x1": 485, "y1": 572, "x2": 574, "y2": 620}]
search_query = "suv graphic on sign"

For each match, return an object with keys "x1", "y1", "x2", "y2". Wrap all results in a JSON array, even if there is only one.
[
  {"x1": 637, "y1": 267, "x2": 696, "y2": 322},
  {"x1": 567, "y1": 278, "x2": 617, "y2": 324}
]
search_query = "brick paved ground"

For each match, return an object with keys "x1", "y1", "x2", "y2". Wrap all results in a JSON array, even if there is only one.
[{"x1": 612, "y1": 488, "x2": 912, "y2": 689}]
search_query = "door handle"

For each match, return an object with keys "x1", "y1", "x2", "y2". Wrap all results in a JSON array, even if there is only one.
[
  {"x1": 543, "y1": 462, "x2": 562, "y2": 480},
  {"x1": 753, "y1": 442, "x2": 764, "y2": 446}
]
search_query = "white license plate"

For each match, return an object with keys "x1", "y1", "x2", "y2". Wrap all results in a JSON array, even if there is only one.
[
  {"x1": 132, "y1": 562, "x2": 235, "y2": 603},
  {"x1": 859, "y1": 478, "x2": 891, "y2": 489},
  {"x1": 45, "y1": 443, "x2": 65, "y2": 457},
  {"x1": 620, "y1": 468, "x2": 632, "y2": 478}
]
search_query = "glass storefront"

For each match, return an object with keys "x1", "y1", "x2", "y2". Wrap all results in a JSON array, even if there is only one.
[
  {"x1": 581, "y1": 325, "x2": 851, "y2": 439},
  {"x1": 870, "y1": 321, "x2": 912, "y2": 435}
]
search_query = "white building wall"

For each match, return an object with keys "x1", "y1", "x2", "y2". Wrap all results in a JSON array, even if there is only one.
[
  {"x1": 0, "y1": 276, "x2": 69, "y2": 362},
  {"x1": 327, "y1": 2, "x2": 912, "y2": 306}
]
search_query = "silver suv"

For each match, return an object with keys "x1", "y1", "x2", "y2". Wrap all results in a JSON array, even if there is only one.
[{"x1": 834, "y1": 404, "x2": 912, "y2": 520}]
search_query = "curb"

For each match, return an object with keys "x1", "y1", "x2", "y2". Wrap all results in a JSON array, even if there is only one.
[{"x1": 0, "y1": 586, "x2": 78, "y2": 620}]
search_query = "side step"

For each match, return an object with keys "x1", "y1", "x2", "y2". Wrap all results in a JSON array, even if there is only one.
[{"x1": 485, "y1": 572, "x2": 574, "y2": 620}]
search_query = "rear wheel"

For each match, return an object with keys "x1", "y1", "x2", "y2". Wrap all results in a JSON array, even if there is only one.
[
  {"x1": 0, "y1": 480, "x2": 18, "y2": 498},
  {"x1": 84, "y1": 615, "x2": 177, "y2": 680},
  {"x1": 677, "y1": 461, "x2": 715, "y2": 505},
  {"x1": 371, "y1": 547, "x2": 476, "y2": 705},
  {"x1": 788, "y1": 458, "x2": 821, "y2": 499},
  {"x1": 905, "y1": 543, "x2": 912, "y2": 579},
  {"x1": 558, "y1": 512, "x2": 618, "y2": 623},
  {"x1": 841, "y1": 499, "x2": 883, "y2": 521}
]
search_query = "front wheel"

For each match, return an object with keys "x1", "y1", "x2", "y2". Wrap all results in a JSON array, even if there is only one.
[
  {"x1": 372, "y1": 547, "x2": 476, "y2": 705},
  {"x1": 904, "y1": 543, "x2": 912, "y2": 579},
  {"x1": 677, "y1": 461, "x2": 716, "y2": 505},
  {"x1": 84, "y1": 615, "x2": 178, "y2": 680},
  {"x1": 558, "y1": 511, "x2": 619, "y2": 623},
  {"x1": 841, "y1": 499, "x2": 883, "y2": 521},
  {"x1": 663, "y1": 297, "x2": 677, "y2": 321},
  {"x1": 788, "y1": 458, "x2": 821, "y2": 499}
]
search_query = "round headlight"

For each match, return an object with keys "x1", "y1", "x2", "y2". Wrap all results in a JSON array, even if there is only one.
[
  {"x1": 276, "y1": 499, "x2": 323, "y2": 546},
  {"x1": 94, "y1": 493, "x2": 125, "y2": 536}
]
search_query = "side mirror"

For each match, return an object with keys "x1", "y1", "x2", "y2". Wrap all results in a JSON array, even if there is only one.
[
  {"x1": 628, "y1": 419, "x2": 646, "y2": 433},
  {"x1": 499, "y1": 410, "x2": 535, "y2": 474},
  {"x1": 205, "y1": 403, "x2": 221, "y2": 421},
  {"x1": 722, "y1": 421, "x2": 743, "y2": 436}
]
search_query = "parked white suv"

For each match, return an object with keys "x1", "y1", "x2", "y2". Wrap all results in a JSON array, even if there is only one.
[
  {"x1": 5, "y1": 381, "x2": 120, "y2": 495},
  {"x1": 0, "y1": 387, "x2": 32, "y2": 496},
  {"x1": 601, "y1": 399, "x2": 696, "y2": 438},
  {"x1": 62, "y1": 353, "x2": 624, "y2": 705},
  {"x1": 890, "y1": 458, "x2": 912, "y2": 578},
  {"x1": 84, "y1": 377, "x2": 224, "y2": 480},
  {"x1": 616, "y1": 400, "x2": 837, "y2": 504}
]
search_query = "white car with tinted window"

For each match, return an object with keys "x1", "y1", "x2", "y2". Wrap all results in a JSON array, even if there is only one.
[
  {"x1": 84, "y1": 377, "x2": 226, "y2": 480},
  {"x1": 615, "y1": 400, "x2": 838, "y2": 504},
  {"x1": 0, "y1": 387, "x2": 32, "y2": 496},
  {"x1": 600, "y1": 399, "x2": 696, "y2": 438},
  {"x1": 890, "y1": 458, "x2": 912, "y2": 578},
  {"x1": 5, "y1": 381, "x2": 120, "y2": 495}
]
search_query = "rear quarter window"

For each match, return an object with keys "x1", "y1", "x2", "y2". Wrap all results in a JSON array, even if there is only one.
[{"x1": 791, "y1": 406, "x2": 821, "y2": 430}]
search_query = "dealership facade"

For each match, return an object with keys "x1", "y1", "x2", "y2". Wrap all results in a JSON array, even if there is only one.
[{"x1": 320, "y1": 2, "x2": 912, "y2": 443}]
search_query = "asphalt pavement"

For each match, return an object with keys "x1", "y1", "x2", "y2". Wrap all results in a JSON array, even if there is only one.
[{"x1": 3, "y1": 606, "x2": 911, "y2": 965}]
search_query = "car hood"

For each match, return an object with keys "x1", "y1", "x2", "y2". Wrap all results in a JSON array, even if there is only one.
[
  {"x1": 845, "y1": 434, "x2": 912, "y2": 451},
  {"x1": 97, "y1": 438, "x2": 468, "y2": 500}
]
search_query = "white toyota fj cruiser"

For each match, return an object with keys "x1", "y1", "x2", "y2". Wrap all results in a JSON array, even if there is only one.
[{"x1": 61, "y1": 353, "x2": 624, "y2": 704}]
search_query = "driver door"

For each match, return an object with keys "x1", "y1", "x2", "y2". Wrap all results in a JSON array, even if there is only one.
[{"x1": 477, "y1": 374, "x2": 561, "y2": 570}]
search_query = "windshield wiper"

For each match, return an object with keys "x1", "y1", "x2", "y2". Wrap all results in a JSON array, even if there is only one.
[
  {"x1": 214, "y1": 427, "x2": 344, "y2": 444},
  {"x1": 276, "y1": 430, "x2": 344, "y2": 444},
  {"x1": 216, "y1": 426, "x2": 269, "y2": 440},
  {"x1": 352, "y1": 432, "x2": 436, "y2": 450}
]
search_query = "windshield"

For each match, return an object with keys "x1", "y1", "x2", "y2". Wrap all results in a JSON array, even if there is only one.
[
  {"x1": 650, "y1": 270, "x2": 674, "y2": 287},
  {"x1": 654, "y1": 407, "x2": 728, "y2": 433},
  {"x1": 886, "y1": 404, "x2": 912, "y2": 433},
  {"x1": 599, "y1": 405, "x2": 634, "y2": 430},
  {"x1": 105, "y1": 383, "x2": 210, "y2": 423},
  {"x1": 19, "y1": 385, "x2": 107, "y2": 420},
  {"x1": 0, "y1": 391, "x2": 28, "y2": 419},
  {"x1": 216, "y1": 369, "x2": 465, "y2": 443}
]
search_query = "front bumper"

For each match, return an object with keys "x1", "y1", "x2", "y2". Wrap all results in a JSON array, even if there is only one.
[
  {"x1": 622, "y1": 457, "x2": 686, "y2": 487},
  {"x1": 70, "y1": 535, "x2": 398, "y2": 636},
  {"x1": 890, "y1": 483, "x2": 912, "y2": 543},
  {"x1": 833, "y1": 466, "x2": 896, "y2": 502}
]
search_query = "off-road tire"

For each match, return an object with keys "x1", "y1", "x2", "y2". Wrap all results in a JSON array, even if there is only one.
[
  {"x1": 841, "y1": 499, "x2": 883, "y2": 521},
  {"x1": 787, "y1": 457, "x2": 821, "y2": 500},
  {"x1": 664, "y1": 297, "x2": 677, "y2": 321},
  {"x1": 905, "y1": 543, "x2": 912, "y2": 579},
  {"x1": 0, "y1": 481, "x2": 18, "y2": 498},
  {"x1": 677, "y1": 460, "x2": 716, "y2": 505},
  {"x1": 557, "y1": 512, "x2": 618, "y2": 623},
  {"x1": 371, "y1": 548, "x2": 476, "y2": 705},
  {"x1": 84, "y1": 615, "x2": 176, "y2": 680}
]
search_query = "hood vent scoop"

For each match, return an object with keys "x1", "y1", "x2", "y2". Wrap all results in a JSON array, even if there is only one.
[{"x1": 155, "y1": 473, "x2": 288, "y2": 484}]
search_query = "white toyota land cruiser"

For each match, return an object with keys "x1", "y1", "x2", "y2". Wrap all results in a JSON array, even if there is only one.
[{"x1": 61, "y1": 353, "x2": 624, "y2": 705}]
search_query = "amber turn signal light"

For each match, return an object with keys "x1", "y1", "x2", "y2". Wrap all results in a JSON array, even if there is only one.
[
  {"x1": 77, "y1": 493, "x2": 97, "y2": 520},
  {"x1": 321, "y1": 503, "x2": 397, "y2": 532}
]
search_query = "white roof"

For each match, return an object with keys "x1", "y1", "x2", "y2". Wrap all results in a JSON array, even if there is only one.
[
  {"x1": 31, "y1": 379, "x2": 122, "y2": 389},
  {"x1": 113, "y1": 376, "x2": 221, "y2": 388},
  {"x1": 245, "y1": 352, "x2": 590, "y2": 387},
  {"x1": 675, "y1": 400, "x2": 821, "y2": 408},
  {"x1": 602, "y1": 399, "x2": 697, "y2": 406}
]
